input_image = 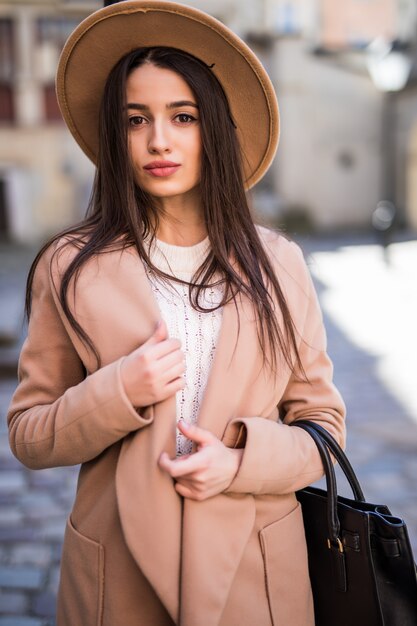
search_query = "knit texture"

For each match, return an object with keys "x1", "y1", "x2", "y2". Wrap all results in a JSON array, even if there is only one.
[{"x1": 144, "y1": 236, "x2": 224, "y2": 455}]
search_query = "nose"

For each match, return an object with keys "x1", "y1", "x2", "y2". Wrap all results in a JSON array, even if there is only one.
[{"x1": 147, "y1": 119, "x2": 171, "y2": 154}]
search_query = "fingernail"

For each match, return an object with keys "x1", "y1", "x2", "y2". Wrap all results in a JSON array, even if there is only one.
[{"x1": 179, "y1": 420, "x2": 189, "y2": 429}]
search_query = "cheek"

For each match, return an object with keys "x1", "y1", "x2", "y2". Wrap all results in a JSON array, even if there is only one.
[
  {"x1": 131, "y1": 141, "x2": 141, "y2": 163},
  {"x1": 129, "y1": 133, "x2": 146, "y2": 160}
]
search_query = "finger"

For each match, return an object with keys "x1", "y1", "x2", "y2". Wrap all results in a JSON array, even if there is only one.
[
  {"x1": 143, "y1": 319, "x2": 168, "y2": 346},
  {"x1": 160, "y1": 362, "x2": 186, "y2": 386},
  {"x1": 175, "y1": 482, "x2": 209, "y2": 501},
  {"x1": 159, "y1": 376, "x2": 185, "y2": 400},
  {"x1": 177, "y1": 421, "x2": 216, "y2": 446},
  {"x1": 157, "y1": 349, "x2": 185, "y2": 371},
  {"x1": 175, "y1": 483, "x2": 192, "y2": 498},
  {"x1": 140, "y1": 337, "x2": 182, "y2": 364},
  {"x1": 174, "y1": 475, "x2": 195, "y2": 488},
  {"x1": 174, "y1": 482, "x2": 193, "y2": 498},
  {"x1": 175, "y1": 482, "x2": 197, "y2": 499},
  {"x1": 158, "y1": 449, "x2": 207, "y2": 478}
]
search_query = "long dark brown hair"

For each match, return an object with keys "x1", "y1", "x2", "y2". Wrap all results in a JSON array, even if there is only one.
[{"x1": 26, "y1": 46, "x2": 304, "y2": 377}]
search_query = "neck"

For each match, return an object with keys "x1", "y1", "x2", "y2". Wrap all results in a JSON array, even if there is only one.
[{"x1": 153, "y1": 188, "x2": 207, "y2": 246}]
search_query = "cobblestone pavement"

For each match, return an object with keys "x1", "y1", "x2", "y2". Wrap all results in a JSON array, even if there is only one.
[
  {"x1": 0, "y1": 377, "x2": 78, "y2": 626},
  {"x1": 1, "y1": 234, "x2": 417, "y2": 624}
]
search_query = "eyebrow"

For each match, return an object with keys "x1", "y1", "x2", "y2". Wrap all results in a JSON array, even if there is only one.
[{"x1": 126, "y1": 100, "x2": 199, "y2": 110}]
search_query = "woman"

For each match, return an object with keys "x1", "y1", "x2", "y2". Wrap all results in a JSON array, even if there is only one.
[{"x1": 7, "y1": 2, "x2": 346, "y2": 625}]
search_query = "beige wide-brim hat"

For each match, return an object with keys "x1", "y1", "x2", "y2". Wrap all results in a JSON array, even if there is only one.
[{"x1": 56, "y1": 0, "x2": 279, "y2": 189}]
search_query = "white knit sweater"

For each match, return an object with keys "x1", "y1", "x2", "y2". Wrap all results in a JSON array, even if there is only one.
[{"x1": 144, "y1": 236, "x2": 224, "y2": 456}]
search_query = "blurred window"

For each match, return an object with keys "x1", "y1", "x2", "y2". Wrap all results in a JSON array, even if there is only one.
[
  {"x1": 0, "y1": 178, "x2": 8, "y2": 236},
  {"x1": 0, "y1": 18, "x2": 15, "y2": 123},
  {"x1": 43, "y1": 84, "x2": 62, "y2": 122},
  {"x1": 36, "y1": 16, "x2": 80, "y2": 122}
]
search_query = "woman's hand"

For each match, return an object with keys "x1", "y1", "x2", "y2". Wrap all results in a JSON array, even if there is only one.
[
  {"x1": 121, "y1": 319, "x2": 185, "y2": 408},
  {"x1": 158, "y1": 420, "x2": 244, "y2": 500}
]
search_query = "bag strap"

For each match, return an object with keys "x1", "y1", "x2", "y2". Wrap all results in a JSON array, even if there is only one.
[
  {"x1": 292, "y1": 420, "x2": 350, "y2": 591},
  {"x1": 293, "y1": 420, "x2": 365, "y2": 502},
  {"x1": 293, "y1": 421, "x2": 341, "y2": 546}
]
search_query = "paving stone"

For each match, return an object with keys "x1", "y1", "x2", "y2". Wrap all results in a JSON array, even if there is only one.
[
  {"x1": 0, "y1": 618, "x2": 45, "y2": 626},
  {"x1": 0, "y1": 442, "x2": 15, "y2": 462},
  {"x1": 0, "y1": 471, "x2": 26, "y2": 493},
  {"x1": 28, "y1": 472, "x2": 68, "y2": 490},
  {"x1": 0, "y1": 507, "x2": 24, "y2": 526},
  {"x1": 35, "y1": 520, "x2": 66, "y2": 543},
  {"x1": 53, "y1": 485, "x2": 77, "y2": 507},
  {"x1": 19, "y1": 490, "x2": 65, "y2": 522},
  {"x1": 0, "y1": 455, "x2": 22, "y2": 470},
  {"x1": 10, "y1": 545, "x2": 51, "y2": 568},
  {"x1": 32, "y1": 591, "x2": 56, "y2": 618},
  {"x1": 49, "y1": 545, "x2": 63, "y2": 564},
  {"x1": 0, "y1": 527, "x2": 36, "y2": 542},
  {"x1": 47, "y1": 566, "x2": 60, "y2": 595},
  {"x1": 19, "y1": 493, "x2": 58, "y2": 510},
  {"x1": 25, "y1": 510, "x2": 64, "y2": 525},
  {"x1": 0, "y1": 545, "x2": 9, "y2": 565},
  {"x1": 0, "y1": 589, "x2": 28, "y2": 614},
  {"x1": 0, "y1": 566, "x2": 44, "y2": 590}
]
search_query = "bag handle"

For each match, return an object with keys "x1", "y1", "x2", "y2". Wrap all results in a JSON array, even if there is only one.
[
  {"x1": 293, "y1": 420, "x2": 365, "y2": 501},
  {"x1": 293, "y1": 421, "x2": 341, "y2": 547},
  {"x1": 292, "y1": 420, "x2": 352, "y2": 591}
]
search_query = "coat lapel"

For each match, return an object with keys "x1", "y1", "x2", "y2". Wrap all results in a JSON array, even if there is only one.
[
  {"x1": 115, "y1": 397, "x2": 182, "y2": 623},
  {"x1": 114, "y1": 253, "x2": 182, "y2": 623},
  {"x1": 115, "y1": 250, "x2": 270, "y2": 625}
]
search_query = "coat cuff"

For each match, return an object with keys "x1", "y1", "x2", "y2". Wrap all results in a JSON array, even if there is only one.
[
  {"x1": 57, "y1": 356, "x2": 155, "y2": 447},
  {"x1": 224, "y1": 416, "x2": 325, "y2": 495},
  {"x1": 113, "y1": 356, "x2": 153, "y2": 430},
  {"x1": 10, "y1": 357, "x2": 154, "y2": 469}
]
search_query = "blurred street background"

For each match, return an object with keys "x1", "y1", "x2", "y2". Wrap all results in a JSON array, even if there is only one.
[{"x1": 1, "y1": 0, "x2": 417, "y2": 624}]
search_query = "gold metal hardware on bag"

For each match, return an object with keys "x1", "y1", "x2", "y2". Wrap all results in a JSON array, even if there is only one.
[{"x1": 327, "y1": 537, "x2": 344, "y2": 553}]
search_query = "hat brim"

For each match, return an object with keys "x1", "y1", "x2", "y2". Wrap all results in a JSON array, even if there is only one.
[{"x1": 56, "y1": 0, "x2": 279, "y2": 189}]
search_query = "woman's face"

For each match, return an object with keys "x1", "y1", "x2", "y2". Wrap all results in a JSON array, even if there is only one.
[{"x1": 126, "y1": 63, "x2": 202, "y2": 201}]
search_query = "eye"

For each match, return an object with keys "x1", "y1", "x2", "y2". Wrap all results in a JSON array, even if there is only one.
[
  {"x1": 174, "y1": 113, "x2": 197, "y2": 124},
  {"x1": 128, "y1": 115, "x2": 146, "y2": 128}
]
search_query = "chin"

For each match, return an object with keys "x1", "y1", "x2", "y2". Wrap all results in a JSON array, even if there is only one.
[{"x1": 141, "y1": 182, "x2": 200, "y2": 199}]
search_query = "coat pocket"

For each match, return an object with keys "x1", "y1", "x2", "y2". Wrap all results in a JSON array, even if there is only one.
[
  {"x1": 259, "y1": 502, "x2": 314, "y2": 626},
  {"x1": 57, "y1": 516, "x2": 104, "y2": 626}
]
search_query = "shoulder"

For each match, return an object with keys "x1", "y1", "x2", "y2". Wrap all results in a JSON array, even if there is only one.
[
  {"x1": 254, "y1": 226, "x2": 325, "y2": 347},
  {"x1": 255, "y1": 224, "x2": 303, "y2": 261},
  {"x1": 31, "y1": 235, "x2": 83, "y2": 291},
  {"x1": 34, "y1": 233, "x2": 135, "y2": 289},
  {"x1": 255, "y1": 224, "x2": 312, "y2": 299}
]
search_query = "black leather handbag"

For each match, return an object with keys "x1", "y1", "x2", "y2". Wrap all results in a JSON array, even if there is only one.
[{"x1": 293, "y1": 420, "x2": 417, "y2": 626}]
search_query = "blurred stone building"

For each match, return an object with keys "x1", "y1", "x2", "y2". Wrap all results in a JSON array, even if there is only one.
[
  {"x1": 243, "y1": 0, "x2": 417, "y2": 231},
  {"x1": 0, "y1": 0, "x2": 416, "y2": 242},
  {"x1": 0, "y1": 0, "x2": 96, "y2": 243}
]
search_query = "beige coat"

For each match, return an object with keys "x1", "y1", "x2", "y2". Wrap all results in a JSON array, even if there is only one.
[{"x1": 7, "y1": 227, "x2": 345, "y2": 626}]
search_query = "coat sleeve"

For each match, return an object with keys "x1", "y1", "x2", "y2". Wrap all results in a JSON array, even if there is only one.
[
  {"x1": 225, "y1": 240, "x2": 346, "y2": 495},
  {"x1": 7, "y1": 246, "x2": 154, "y2": 470}
]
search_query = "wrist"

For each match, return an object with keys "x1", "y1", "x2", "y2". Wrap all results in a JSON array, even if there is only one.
[
  {"x1": 230, "y1": 448, "x2": 244, "y2": 478},
  {"x1": 119, "y1": 356, "x2": 142, "y2": 409}
]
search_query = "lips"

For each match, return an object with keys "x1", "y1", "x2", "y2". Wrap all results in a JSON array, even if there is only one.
[
  {"x1": 143, "y1": 160, "x2": 181, "y2": 177},
  {"x1": 144, "y1": 160, "x2": 180, "y2": 169}
]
